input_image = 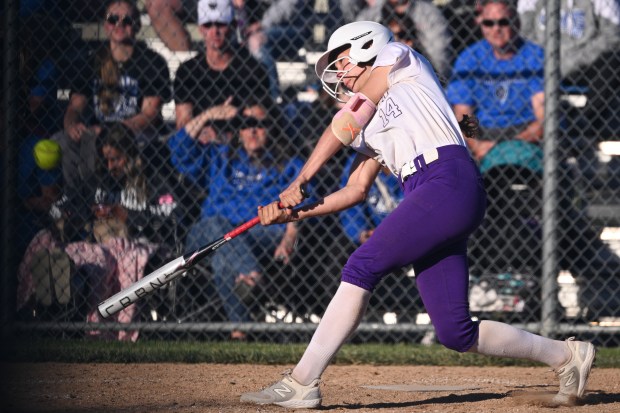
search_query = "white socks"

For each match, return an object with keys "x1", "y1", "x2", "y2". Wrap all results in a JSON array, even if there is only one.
[
  {"x1": 291, "y1": 288, "x2": 571, "y2": 385},
  {"x1": 292, "y1": 282, "x2": 371, "y2": 385},
  {"x1": 470, "y1": 320, "x2": 570, "y2": 369}
]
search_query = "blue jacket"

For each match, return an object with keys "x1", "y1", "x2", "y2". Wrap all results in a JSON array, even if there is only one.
[{"x1": 168, "y1": 128, "x2": 306, "y2": 224}]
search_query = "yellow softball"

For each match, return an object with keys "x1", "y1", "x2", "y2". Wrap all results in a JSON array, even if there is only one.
[{"x1": 33, "y1": 139, "x2": 61, "y2": 170}]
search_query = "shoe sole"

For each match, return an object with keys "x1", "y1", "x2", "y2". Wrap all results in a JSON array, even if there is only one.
[
  {"x1": 275, "y1": 399, "x2": 322, "y2": 409},
  {"x1": 240, "y1": 395, "x2": 321, "y2": 409},
  {"x1": 577, "y1": 343, "x2": 596, "y2": 398}
]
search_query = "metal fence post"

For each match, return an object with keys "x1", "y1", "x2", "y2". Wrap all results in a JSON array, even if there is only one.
[
  {"x1": 1, "y1": 0, "x2": 20, "y2": 337},
  {"x1": 541, "y1": 0, "x2": 561, "y2": 338}
]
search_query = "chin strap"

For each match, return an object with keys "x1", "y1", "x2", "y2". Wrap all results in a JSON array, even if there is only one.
[{"x1": 331, "y1": 92, "x2": 377, "y2": 145}]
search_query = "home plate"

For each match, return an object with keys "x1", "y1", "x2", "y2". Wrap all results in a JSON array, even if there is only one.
[{"x1": 361, "y1": 384, "x2": 480, "y2": 392}]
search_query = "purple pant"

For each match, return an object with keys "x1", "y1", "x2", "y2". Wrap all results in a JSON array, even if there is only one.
[{"x1": 342, "y1": 145, "x2": 487, "y2": 352}]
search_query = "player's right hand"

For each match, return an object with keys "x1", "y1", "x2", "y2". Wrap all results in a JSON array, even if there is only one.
[
  {"x1": 258, "y1": 202, "x2": 294, "y2": 226},
  {"x1": 279, "y1": 182, "x2": 306, "y2": 208}
]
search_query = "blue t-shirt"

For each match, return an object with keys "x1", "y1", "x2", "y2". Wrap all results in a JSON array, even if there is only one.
[
  {"x1": 446, "y1": 38, "x2": 544, "y2": 129},
  {"x1": 168, "y1": 128, "x2": 306, "y2": 224}
]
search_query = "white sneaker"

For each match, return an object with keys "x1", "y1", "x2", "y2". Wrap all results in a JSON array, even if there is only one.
[
  {"x1": 552, "y1": 337, "x2": 596, "y2": 405},
  {"x1": 240, "y1": 369, "x2": 321, "y2": 409}
]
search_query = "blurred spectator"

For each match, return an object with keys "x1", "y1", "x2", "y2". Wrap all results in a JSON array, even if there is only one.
[
  {"x1": 339, "y1": 156, "x2": 402, "y2": 246},
  {"x1": 167, "y1": 98, "x2": 304, "y2": 338},
  {"x1": 442, "y1": 0, "x2": 484, "y2": 56},
  {"x1": 144, "y1": 0, "x2": 196, "y2": 52},
  {"x1": 57, "y1": 0, "x2": 171, "y2": 195},
  {"x1": 518, "y1": 0, "x2": 620, "y2": 133},
  {"x1": 16, "y1": 13, "x2": 66, "y2": 255},
  {"x1": 234, "y1": 0, "x2": 344, "y2": 99},
  {"x1": 446, "y1": 0, "x2": 545, "y2": 163},
  {"x1": 173, "y1": 0, "x2": 270, "y2": 130},
  {"x1": 384, "y1": 13, "x2": 428, "y2": 57},
  {"x1": 18, "y1": 123, "x2": 177, "y2": 340},
  {"x1": 341, "y1": 0, "x2": 376, "y2": 24},
  {"x1": 355, "y1": 0, "x2": 453, "y2": 79},
  {"x1": 257, "y1": 0, "x2": 343, "y2": 56}
]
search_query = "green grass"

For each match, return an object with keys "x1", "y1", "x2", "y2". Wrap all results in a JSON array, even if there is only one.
[{"x1": 2, "y1": 339, "x2": 620, "y2": 368}]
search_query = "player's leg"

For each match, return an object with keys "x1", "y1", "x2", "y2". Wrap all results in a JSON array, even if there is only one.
[
  {"x1": 415, "y1": 237, "x2": 595, "y2": 405},
  {"x1": 471, "y1": 321, "x2": 595, "y2": 404},
  {"x1": 240, "y1": 281, "x2": 369, "y2": 408}
]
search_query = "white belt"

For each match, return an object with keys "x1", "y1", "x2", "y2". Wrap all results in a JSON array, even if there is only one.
[{"x1": 400, "y1": 148, "x2": 440, "y2": 182}]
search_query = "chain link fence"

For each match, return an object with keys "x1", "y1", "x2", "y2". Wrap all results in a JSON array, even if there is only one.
[{"x1": 2, "y1": 0, "x2": 619, "y2": 345}]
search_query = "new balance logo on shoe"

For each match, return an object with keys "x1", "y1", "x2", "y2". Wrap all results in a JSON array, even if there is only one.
[
  {"x1": 240, "y1": 371, "x2": 322, "y2": 409},
  {"x1": 273, "y1": 385, "x2": 293, "y2": 398}
]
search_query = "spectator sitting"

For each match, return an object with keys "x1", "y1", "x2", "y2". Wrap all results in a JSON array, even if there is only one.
[
  {"x1": 57, "y1": 0, "x2": 172, "y2": 195},
  {"x1": 173, "y1": 0, "x2": 270, "y2": 130},
  {"x1": 355, "y1": 0, "x2": 453, "y2": 79},
  {"x1": 446, "y1": 0, "x2": 545, "y2": 163},
  {"x1": 168, "y1": 98, "x2": 306, "y2": 339},
  {"x1": 518, "y1": 0, "x2": 620, "y2": 134},
  {"x1": 339, "y1": 155, "x2": 402, "y2": 246},
  {"x1": 18, "y1": 123, "x2": 178, "y2": 341}
]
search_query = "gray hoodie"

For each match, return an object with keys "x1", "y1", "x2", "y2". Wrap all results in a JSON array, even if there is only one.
[
  {"x1": 346, "y1": 0, "x2": 453, "y2": 78},
  {"x1": 518, "y1": 0, "x2": 620, "y2": 78}
]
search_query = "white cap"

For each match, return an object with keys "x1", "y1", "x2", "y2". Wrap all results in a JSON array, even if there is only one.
[{"x1": 198, "y1": 0, "x2": 234, "y2": 25}]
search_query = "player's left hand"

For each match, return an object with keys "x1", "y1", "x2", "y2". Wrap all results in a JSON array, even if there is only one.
[{"x1": 258, "y1": 201, "x2": 294, "y2": 226}]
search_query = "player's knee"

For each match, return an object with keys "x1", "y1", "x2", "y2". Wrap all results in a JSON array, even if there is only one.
[
  {"x1": 341, "y1": 260, "x2": 382, "y2": 292},
  {"x1": 434, "y1": 319, "x2": 478, "y2": 353}
]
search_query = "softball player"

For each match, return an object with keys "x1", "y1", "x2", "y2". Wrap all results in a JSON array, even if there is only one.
[{"x1": 241, "y1": 21, "x2": 595, "y2": 409}]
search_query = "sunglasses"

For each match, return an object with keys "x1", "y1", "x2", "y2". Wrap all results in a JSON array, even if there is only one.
[
  {"x1": 481, "y1": 18, "x2": 512, "y2": 28},
  {"x1": 238, "y1": 117, "x2": 270, "y2": 129},
  {"x1": 201, "y1": 22, "x2": 229, "y2": 29},
  {"x1": 106, "y1": 13, "x2": 135, "y2": 27}
]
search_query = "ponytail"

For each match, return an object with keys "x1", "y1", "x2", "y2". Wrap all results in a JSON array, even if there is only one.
[{"x1": 96, "y1": 45, "x2": 119, "y2": 116}]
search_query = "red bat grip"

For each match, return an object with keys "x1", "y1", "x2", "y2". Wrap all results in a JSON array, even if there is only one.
[{"x1": 222, "y1": 202, "x2": 286, "y2": 240}]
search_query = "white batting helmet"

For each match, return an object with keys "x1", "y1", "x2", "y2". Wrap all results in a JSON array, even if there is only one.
[{"x1": 315, "y1": 21, "x2": 393, "y2": 101}]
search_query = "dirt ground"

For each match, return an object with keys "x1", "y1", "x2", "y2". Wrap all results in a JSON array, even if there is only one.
[{"x1": 1, "y1": 363, "x2": 619, "y2": 413}]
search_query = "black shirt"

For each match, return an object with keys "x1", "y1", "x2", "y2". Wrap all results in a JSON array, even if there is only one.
[{"x1": 173, "y1": 47, "x2": 270, "y2": 115}]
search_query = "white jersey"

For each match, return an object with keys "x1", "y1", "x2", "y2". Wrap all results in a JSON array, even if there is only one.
[{"x1": 350, "y1": 42, "x2": 466, "y2": 177}]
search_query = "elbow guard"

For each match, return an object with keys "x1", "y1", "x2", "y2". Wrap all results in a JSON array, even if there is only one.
[{"x1": 331, "y1": 92, "x2": 377, "y2": 145}]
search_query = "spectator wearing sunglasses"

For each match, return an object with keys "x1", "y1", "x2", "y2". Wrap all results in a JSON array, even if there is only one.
[
  {"x1": 173, "y1": 0, "x2": 270, "y2": 132},
  {"x1": 446, "y1": 0, "x2": 545, "y2": 164},
  {"x1": 58, "y1": 0, "x2": 171, "y2": 195},
  {"x1": 167, "y1": 97, "x2": 306, "y2": 338}
]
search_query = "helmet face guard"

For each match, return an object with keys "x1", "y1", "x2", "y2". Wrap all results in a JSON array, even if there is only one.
[
  {"x1": 315, "y1": 21, "x2": 393, "y2": 102},
  {"x1": 320, "y1": 56, "x2": 358, "y2": 103}
]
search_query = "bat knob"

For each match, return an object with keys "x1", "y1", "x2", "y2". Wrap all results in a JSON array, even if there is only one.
[{"x1": 299, "y1": 184, "x2": 309, "y2": 199}]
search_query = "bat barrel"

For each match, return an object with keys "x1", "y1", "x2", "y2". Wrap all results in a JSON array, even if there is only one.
[{"x1": 97, "y1": 256, "x2": 186, "y2": 318}]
